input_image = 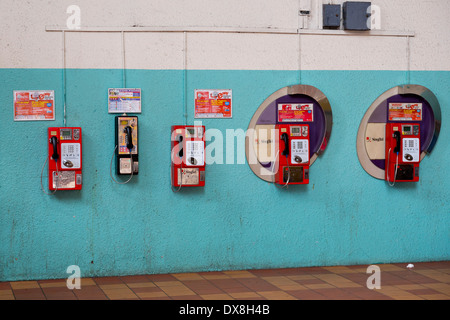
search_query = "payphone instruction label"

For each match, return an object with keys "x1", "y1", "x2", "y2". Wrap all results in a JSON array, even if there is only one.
[
  {"x1": 61, "y1": 143, "x2": 81, "y2": 169},
  {"x1": 185, "y1": 141, "x2": 204, "y2": 166},
  {"x1": 402, "y1": 138, "x2": 420, "y2": 162},
  {"x1": 291, "y1": 139, "x2": 309, "y2": 164}
]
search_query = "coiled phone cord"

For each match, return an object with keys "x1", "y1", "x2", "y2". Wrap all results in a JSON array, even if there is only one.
[
  {"x1": 272, "y1": 152, "x2": 291, "y2": 189},
  {"x1": 387, "y1": 148, "x2": 399, "y2": 187},
  {"x1": 110, "y1": 145, "x2": 134, "y2": 184},
  {"x1": 40, "y1": 156, "x2": 59, "y2": 195},
  {"x1": 170, "y1": 161, "x2": 183, "y2": 193}
]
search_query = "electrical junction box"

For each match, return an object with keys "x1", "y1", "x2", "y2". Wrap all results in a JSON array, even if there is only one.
[
  {"x1": 323, "y1": 4, "x2": 341, "y2": 29},
  {"x1": 343, "y1": 1, "x2": 371, "y2": 31}
]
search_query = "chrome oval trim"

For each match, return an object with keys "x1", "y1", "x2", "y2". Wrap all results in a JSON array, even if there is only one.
[
  {"x1": 356, "y1": 84, "x2": 441, "y2": 180},
  {"x1": 246, "y1": 85, "x2": 333, "y2": 182}
]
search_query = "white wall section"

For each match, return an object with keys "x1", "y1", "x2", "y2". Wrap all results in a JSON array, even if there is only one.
[{"x1": 0, "y1": 0, "x2": 448, "y2": 70}]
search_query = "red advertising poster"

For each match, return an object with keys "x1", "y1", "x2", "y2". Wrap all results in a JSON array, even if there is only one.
[
  {"x1": 278, "y1": 104, "x2": 313, "y2": 122},
  {"x1": 14, "y1": 90, "x2": 55, "y2": 121},
  {"x1": 388, "y1": 103, "x2": 422, "y2": 121},
  {"x1": 195, "y1": 89, "x2": 232, "y2": 118}
]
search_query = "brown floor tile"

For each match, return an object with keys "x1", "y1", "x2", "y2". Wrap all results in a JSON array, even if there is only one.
[
  {"x1": 3, "y1": 261, "x2": 449, "y2": 301},
  {"x1": 209, "y1": 278, "x2": 248, "y2": 290},
  {"x1": 296, "y1": 267, "x2": 333, "y2": 274},
  {"x1": 237, "y1": 277, "x2": 280, "y2": 292},
  {"x1": 197, "y1": 271, "x2": 227, "y2": 276},
  {"x1": 322, "y1": 266, "x2": 359, "y2": 274},
  {"x1": 413, "y1": 269, "x2": 450, "y2": 283},
  {"x1": 248, "y1": 269, "x2": 284, "y2": 277},
  {"x1": 102, "y1": 288, "x2": 139, "y2": 300},
  {"x1": 157, "y1": 282, "x2": 196, "y2": 297},
  {"x1": 414, "y1": 262, "x2": 450, "y2": 270},
  {"x1": 339, "y1": 271, "x2": 373, "y2": 286},
  {"x1": 221, "y1": 286, "x2": 255, "y2": 294},
  {"x1": 377, "y1": 272, "x2": 412, "y2": 285},
  {"x1": 223, "y1": 270, "x2": 256, "y2": 278},
  {"x1": 295, "y1": 277, "x2": 330, "y2": 286},
  {"x1": 228, "y1": 292, "x2": 263, "y2": 299},
  {"x1": 130, "y1": 286, "x2": 165, "y2": 295},
  {"x1": 0, "y1": 289, "x2": 15, "y2": 300},
  {"x1": 39, "y1": 280, "x2": 68, "y2": 288},
  {"x1": 135, "y1": 291, "x2": 169, "y2": 299},
  {"x1": 13, "y1": 288, "x2": 46, "y2": 300},
  {"x1": 73, "y1": 285, "x2": 108, "y2": 300},
  {"x1": 10, "y1": 281, "x2": 40, "y2": 290},
  {"x1": 120, "y1": 275, "x2": 151, "y2": 283},
  {"x1": 200, "y1": 293, "x2": 234, "y2": 300},
  {"x1": 314, "y1": 273, "x2": 362, "y2": 288},
  {"x1": 127, "y1": 282, "x2": 156, "y2": 289},
  {"x1": 171, "y1": 295, "x2": 203, "y2": 300},
  {"x1": 0, "y1": 282, "x2": 12, "y2": 290},
  {"x1": 274, "y1": 268, "x2": 310, "y2": 276},
  {"x1": 342, "y1": 287, "x2": 394, "y2": 300},
  {"x1": 407, "y1": 288, "x2": 443, "y2": 296},
  {"x1": 419, "y1": 294, "x2": 449, "y2": 300},
  {"x1": 93, "y1": 276, "x2": 124, "y2": 285},
  {"x1": 422, "y1": 283, "x2": 450, "y2": 295},
  {"x1": 312, "y1": 287, "x2": 360, "y2": 300},
  {"x1": 287, "y1": 289, "x2": 328, "y2": 300},
  {"x1": 182, "y1": 280, "x2": 225, "y2": 295},
  {"x1": 146, "y1": 274, "x2": 178, "y2": 282},
  {"x1": 304, "y1": 283, "x2": 335, "y2": 290},
  {"x1": 74, "y1": 294, "x2": 108, "y2": 300},
  {"x1": 43, "y1": 292, "x2": 78, "y2": 300},
  {"x1": 257, "y1": 290, "x2": 297, "y2": 300},
  {"x1": 173, "y1": 273, "x2": 204, "y2": 281}
]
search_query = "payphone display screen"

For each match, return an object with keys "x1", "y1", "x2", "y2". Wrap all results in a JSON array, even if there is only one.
[{"x1": 60, "y1": 129, "x2": 72, "y2": 140}]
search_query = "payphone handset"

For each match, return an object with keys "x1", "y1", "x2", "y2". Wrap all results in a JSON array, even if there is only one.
[
  {"x1": 385, "y1": 123, "x2": 420, "y2": 185},
  {"x1": 171, "y1": 125, "x2": 206, "y2": 190},
  {"x1": 115, "y1": 116, "x2": 139, "y2": 177},
  {"x1": 275, "y1": 124, "x2": 310, "y2": 186},
  {"x1": 44, "y1": 127, "x2": 82, "y2": 192}
]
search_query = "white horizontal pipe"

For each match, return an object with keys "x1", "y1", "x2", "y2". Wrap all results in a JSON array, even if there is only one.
[{"x1": 45, "y1": 26, "x2": 415, "y2": 37}]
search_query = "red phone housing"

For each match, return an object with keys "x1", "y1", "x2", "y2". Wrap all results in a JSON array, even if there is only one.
[
  {"x1": 385, "y1": 123, "x2": 420, "y2": 183},
  {"x1": 48, "y1": 127, "x2": 82, "y2": 190},
  {"x1": 276, "y1": 124, "x2": 310, "y2": 185},
  {"x1": 171, "y1": 125, "x2": 206, "y2": 188}
]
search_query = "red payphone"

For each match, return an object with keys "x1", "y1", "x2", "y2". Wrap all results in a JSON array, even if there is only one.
[
  {"x1": 171, "y1": 125, "x2": 206, "y2": 190},
  {"x1": 47, "y1": 127, "x2": 82, "y2": 191},
  {"x1": 275, "y1": 124, "x2": 310, "y2": 185},
  {"x1": 385, "y1": 123, "x2": 421, "y2": 184}
]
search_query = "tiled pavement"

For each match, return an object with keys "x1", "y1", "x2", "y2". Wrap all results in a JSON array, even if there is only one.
[{"x1": 0, "y1": 261, "x2": 449, "y2": 300}]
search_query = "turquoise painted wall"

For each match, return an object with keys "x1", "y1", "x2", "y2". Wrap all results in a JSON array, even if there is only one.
[{"x1": 0, "y1": 68, "x2": 449, "y2": 281}]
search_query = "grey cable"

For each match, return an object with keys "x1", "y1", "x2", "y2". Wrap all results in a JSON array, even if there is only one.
[
  {"x1": 40, "y1": 156, "x2": 59, "y2": 195},
  {"x1": 387, "y1": 148, "x2": 399, "y2": 187}
]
